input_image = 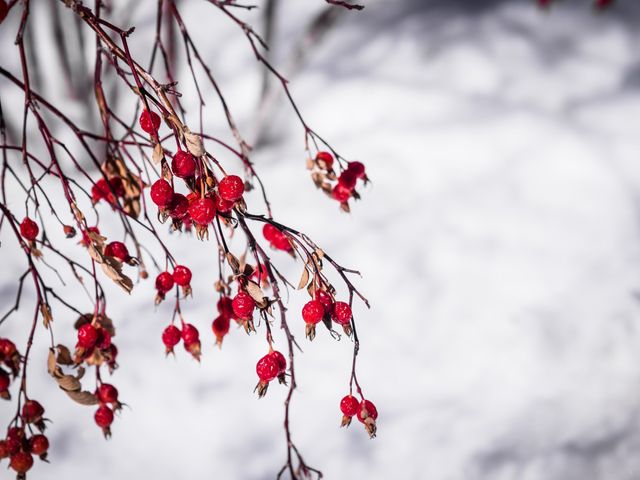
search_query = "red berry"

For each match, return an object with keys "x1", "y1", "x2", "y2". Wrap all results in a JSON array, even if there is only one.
[
  {"x1": 232, "y1": 291, "x2": 255, "y2": 320},
  {"x1": 94, "y1": 405, "x2": 114, "y2": 428},
  {"x1": 104, "y1": 241, "x2": 129, "y2": 262},
  {"x1": 173, "y1": 265, "x2": 192, "y2": 286},
  {"x1": 140, "y1": 109, "x2": 161, "y2": 135},
  {"x1": 9, "y1": 451, "x2": 33, "y2": 474},
  {"x1": 22, "y1": 399, "x2": 44, "y2": 423},
  {"x1": 29, "y1": 434, "x2": 49, "y2": 456},
  {"x1": 218, "y1": 175, "x2": 244, "y2": 202},
  {"x1": 155, "y1": 272, "x2": 174, "y2": 293},
  {"x1": 331, "y1": 183, "x2": 351, "y2": 203},
  {"x1": 315, "y1": 151, "x2": 334, "y2": 169},
  {"x1": 331, "y1": 301, "x2": 352, "y2": 326},
  {"x1": 262, "y1": 224, "x2": 280, "y2": 242},
  {"x1": 92, "y1": 178, "x2": 124, "y2": 204},
  {"x1": 188, "y1": 197, "x2": 216, "y2": 225},
  {"x1": 150, "y1": 179, "x2": 174, "y2": 207},
  {"x1": 0, "y1": 440, "x2": 9, "y2": 459},
  {"x1": 340, "y1": 395, "x2": 360, "y2": 417},
  {"x1": 0, "y1": 371, "x2": 9, "y2": 392},
  {"x1": 271, "y1": 231, "x2": 292, "y2": 252},
  {"x1": 77, "y1": 323, "x2": 99, "y2": 349},
  {"x1": 212, "y1": 315, "x2": 230, "y2": 339},
  {"x1": 256, "y1": 354, "x2": 279, "y2": 383},
  {"x1": 97, "y1": 383, "x2": 119, "y2": 404},
  {"x1": 338, "y1": 170, "x2": 358, "y2": 190},
  {"x1": 270, "y1": 351, "x2": 287, "y2": 374},
  {"x1": 315, "y1": 290, "x2": 333, "y2": 312},
  {"x1": 213, "y1": 193, "x2": 234, "y2": 214},
  {"x1": 167, "y1": 193, "x2": 189, "y2": 219},
  {"x1": 171, "y1": 151, "x2": 197, "y2": 178},
  {"x1": 162, "y1": 325, "x2": 181, "y2": 349},
  {"x1": 0, "y1": 337, "x2": 16, "y2": 357},
  {"x1": 96, "y1": 327, "x2": 112, "y2": 350},
  {"x1": 80, "y1": 226, "x2": 100, "y2": 247},
  {"x1": 181, "y1": 323, "x2": 200, "y2": 344},
  {"x1": 217, "y1": 296, "x2": 234, "y2": 318},
  {"x1": 19, "y1": 217, "x2": 39, "y2": 241},
  {"x1": 346, "y1": 161, "x2": 366, "y2": 179},
  {"x1": 7, "y1": 427, "x2": 25, "y2": 442},
  {"x1": 357, "y1": 399, "x2": 378, "y2": 423},
  {"x1": 302, "y1": 300, "x2": 324, "y2": 325}
]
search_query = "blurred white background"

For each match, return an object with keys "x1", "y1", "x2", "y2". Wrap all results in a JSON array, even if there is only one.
[{"x1": 3, "y1": 0, "x2": 640, "y2": 479}]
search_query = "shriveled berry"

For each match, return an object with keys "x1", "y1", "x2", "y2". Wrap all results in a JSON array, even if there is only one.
[
  {"x1": 19, "y1": 217, "x2": 39, "y2": 241},
  {"x1": 181, "y1": 323, "x2": 200, "y2": 344},
  {"x1": 315, "y1": 151, "x2": 334, "y2": 169},
  {"x1": 96, "y1": 327, "x2": 112, "y2": 350},
  {"x1": 104, "y1": 241, "x2": 129, "y2": 262},
  {"x1": 331, "y1": 183, "x2": 351, "y2": 203},
  {"x1": 332, "y1": 301, "x2": 352, "y2": 325},
  {"x1": 29, "y1": 434, "x2": 49, "y2": 456},
  {"x1": 77, "y1": 323, "x2": 99, "y2": 349},
  {"x1": 140, "y1": 109, "x2": 161, "y2": 135},
  {"x1": 232, "y1": 291, "x2": 255, "y2": 320},
  {"x1": 167, "y1": 193, "x2": 189, "y2": 219},
  {"x1": 162, "y1": 325, "x2": 181, "y2": 349},
  {"x1": 150, "y1": 179, "x2": 174, "y2": 207},
  {"x1": 97, "y1": 383, "x2": 119, "y2": 404},
  {"x1": 188, "y1": 197, "x2": 216, "y2": 225},
  {"x1": 173, "y1": 265, "x2": 192, "y2": 286},
  {"x1": 270, "y1": 351, "x2": 287, "y2": 374},
  {"x1": 357, "y1": 399, "x2": 378, "y2": 423},
  {"x1": 346, "y1": 161, "x2": 366, "y2": 179},
  {"x1": 218, "y1": 175, "x2": 244, "y2": 202},
  {"x1": 340, "y1": 395, "x2": 359, "y2": 417},
  {"x1": 302, "y1": 300, "x2": 324, "y2": 325},
  {"x1": 22, "y1": 399, "x2": 44, "y2": 423},
  {"x1": 94, "y1": 405, "x2": 114, "y2": 428},
  {"x1": 155, "y1": 272, "x2": 174, "y2": 293},
  {"x1": 171, "y1": 151, "x2": 197, "y2": 178},
  {"x1": 9, "y1": 451, "x2": 33, "y2": 474},
  {"x1": 256, "y1": 354, "x2": 279, "y2": 383}
]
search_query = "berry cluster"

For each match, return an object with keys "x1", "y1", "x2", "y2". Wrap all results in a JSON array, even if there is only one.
[
  {"x1": 155, "y1": 264, "x2": 193, "y2": 302},
  {"x1": 255, "y1": 350, "x2": 287, "y2": 397},
  {"x1": 94, "y1": 383, "x2": 121, "y2": 437},
  {"x1": 339, "y1": 395, "x2": 378, "y2": 438},
  {"x1": 302, "y1": 291, "x2": 353, "y2": 340},
  {"x1": 307, "y1": 151, "x2": 368, "y2": 211}
]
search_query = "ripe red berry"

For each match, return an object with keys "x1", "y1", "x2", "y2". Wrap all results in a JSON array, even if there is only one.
[
  {"x1": 218, "y1": 175, "x2": 244, "y2": 202},
  {"x1": 171, "y1": 151, "x2": 197, "y2": 178},
  {"x1": 94, "y1": 405, "x2": 114, "y2": 428},
  {"x1": 104, "y1": 241, "x2": 129, "y2": 262},
  {"x1": 155, "y1": 272, "x2": 174, "y2": 293},
  {"x1": 29, "y1": 434, "x2": 49, "y2": 456},
  {"x1": 19, "y1": 217, "x2": 39, "y2": 241},
  {"x1": 256, "y1": 354, "x2": 279, "y2": 383},
  {"x1": 97, "y1": 383, "x2": 119, "y2": 404},
  {"x1": 217, "y1": 296, "x2": 234, "y2": 318},
  {"x1": 315, "y1": 151, "x2": 334, "y2": 169},
  {"x1": 181, "y1": 323, "x2": 200, "y2": 344},
  {"x1": 0, "y1": 371, "x2": 9, "y2": 392},
  {"x1": 270, "y1": 350, "x2": 287, "y2": 375},
  {"x1": 22, "y1": 399, "x2": 44, "y2": 423},
  {"x1": 0, "y1": 337, "x2": 17, "y2": 357},
  {"x1": 213, "y1": 193, "x2": 234, "y2": 214},
  {"x1": 302, "y1": 300, "x2": 324, "y2": 325},
  {"x1": 340, "y1": 395, "x2": 360, "y2": 417},
  {"x1": 262, "y1": 224, "x2": 280, "y2": 242},
  {"x1": 140, "y1": 109, "x2": 161, "y2": 135},
  {"x1": 271, "y1": 231, "x2": 292, "y2": 252},
  {"x1": 315, "y1": 290, "x2": 333, "y2": 312},
  {"x1": 150, "y1": 179, "x2": 174, "y2": 207},
  {"x1": 331, "y1": 301, "x2": 352, "y2": 325},
  {"x1": 167, "y1": 193, "x2": 189, "y2": 219},
  {"x1": 346, "y1": 161, "x2": 366, "y2": 179},
  {"x1": 172, "y1": 265, "x2": 192, "y2": 286},
  {"x1": 9, "y1": 451, "x2": 34, "y2": 474},
  {"x1": 188, "y1": 197, "x2": 216, "y2": 225},
  {"x1": 331, "y1": 183, "x2": 351, "y2": 203},
  {"x1": 357, "y1": 399, "x2": 378, "y2": 423},
  {"x1": 232, "y1": 291, "x2": 255, "y2": 320},
  {"x1": 96, "y1": 327, "x2": 112, "y2": 350},
  {"x1": 92, "y1": 177, "x2": 125, "y2": 204},
  {"x1": 77, "y1": 323, "x2": 99, "y2": 349},
  {"x1": 338, "y1": 170, "x2": 358, "y2": 190},
  {"x1": 212, "y1": 315, "x2": 230, "y2": 343},
  {"x1": 0, "y1": 440, "x2": 9, "y2": 459},
  {"x1": 162, "y1": 325, "x2": 181, "y2": 351}
]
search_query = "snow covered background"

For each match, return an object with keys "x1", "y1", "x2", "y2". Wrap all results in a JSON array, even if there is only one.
[{"x1": 3, "y1": 0, "x2": 640, "y2": 479}]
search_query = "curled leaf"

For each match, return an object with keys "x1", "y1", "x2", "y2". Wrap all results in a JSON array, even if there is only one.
[{"x1": 65, "y1": 390, "x2": 99, "y2": 406}]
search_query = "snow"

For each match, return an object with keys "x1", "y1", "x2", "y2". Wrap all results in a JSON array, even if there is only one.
[{"x1": 3, "y1": 0, "x2": 640, "y2": 479}]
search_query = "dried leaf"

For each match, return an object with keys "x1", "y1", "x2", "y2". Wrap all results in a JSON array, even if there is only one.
[
  {"x1": 65, "y1": 390, "x2": 99, "y2": 406},
  {"x1": 226, "y1": 253, "x2": 240, "y2": 274},
  {"x1": 297, "y1": 267, "x2": 310, "y2": 290},
  {"x1": 246, "y1": 280, "x2": 268, "y2": 308},
  {"x1": 57, "y1": 375, "x2": 81, "y2": 392},
  {"x1": 101, "y1": 258, "x2": 134, "y2": 294},
  {"x1": 40, "y1": 303, "x2": 53, "y2": 329},
  {"x1": 47, "y1": 349, "x2": 57, "y2": 376},
  {"x1": 183, "y1": 128, "x2": 205, "y2": 157},
  {"x1": 152, "y1": 143, "x2": 164, "y2": 164}
]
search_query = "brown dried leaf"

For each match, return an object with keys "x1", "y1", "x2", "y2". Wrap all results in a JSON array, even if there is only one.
[
  {"x1": 226, "y1": 253, "x2": 240, "y2": 274},
  {"x1": 65, "y1": 390, "x2": 99, "y2": 406},
  {"x1": 57, "y1": 375, "x2": 82, "y2": 392},
  {"x1": 47, "y1": 349, "x2": 57, "y2": 376},
  {"x1": 306, "y1": 157, "x2": 314, "y2": 170},
  {"x1": 246, "y1": 280, "x2": 268, "y2": 308},
  {"x1": 55, "y1": 344, "x2": 74, "y2": 365},
  {"x1": 40, "y1": 303, "x2": 53, "y2": 329},
  {"x1": 297, "y1": 267, "x2": 310, "y2": 290},
  {"x1": 101, "y1": 257, "x2": 134, "y2": 294},
  {"x1": 183, "y1": 128, "x2": 205, "y2": 157},
  {"x1": 152, "y1": 143, "x2": 164, "y2": 164}
]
